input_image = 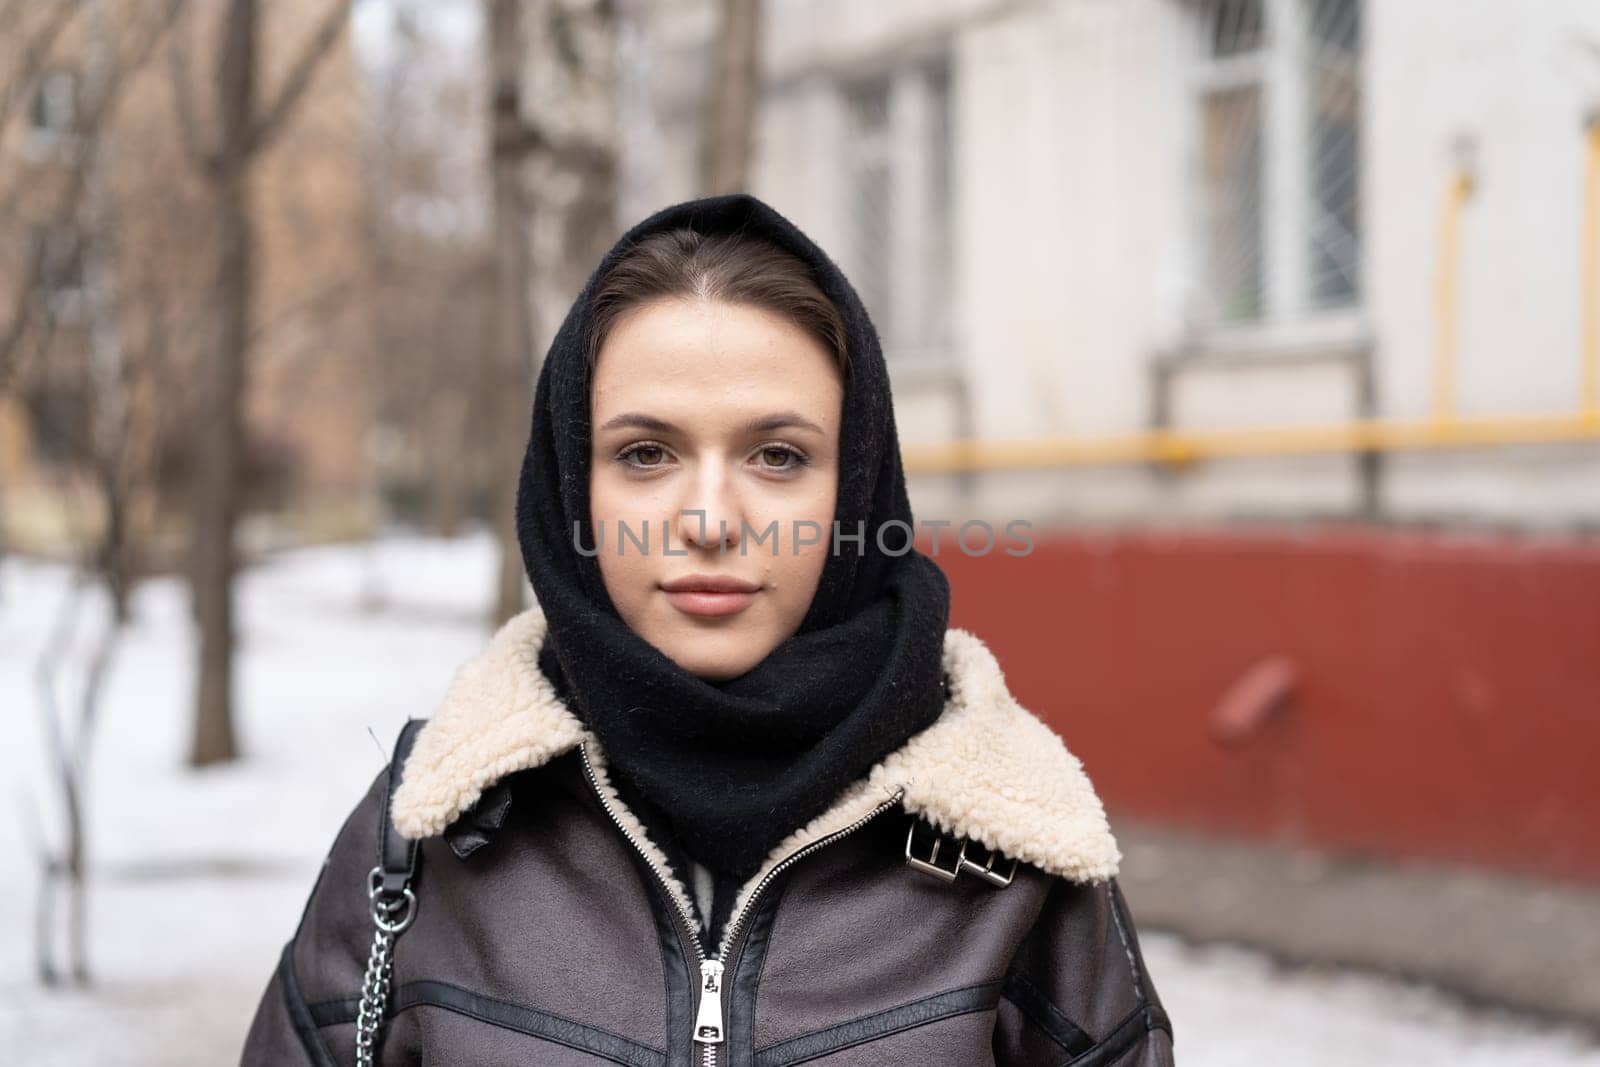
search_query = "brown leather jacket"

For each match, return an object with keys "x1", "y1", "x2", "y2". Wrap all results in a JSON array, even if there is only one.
[{"x1": 241, "y1": 606, "x2": 1175, "y2": 1066}]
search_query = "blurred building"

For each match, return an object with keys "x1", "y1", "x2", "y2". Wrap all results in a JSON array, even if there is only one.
[
  {"x1": 633, "y1": 0, "x2": 1600, "y2": 882},
  {"x1": 641, "y1": 0, "x2": 1600, "y2": 529},
  {"x1": 0, "y1": 1, "x2": 373, "y2": 557}
]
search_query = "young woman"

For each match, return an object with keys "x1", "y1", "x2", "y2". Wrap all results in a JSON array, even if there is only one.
[{"x1": 242, "y1": 193, "x2": 1175, "y2": 1066}]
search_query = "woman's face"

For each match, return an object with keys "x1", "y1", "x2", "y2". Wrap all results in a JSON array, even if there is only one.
[{"x1": 589, "y1": 297, "x2": 843, "y2": 682}]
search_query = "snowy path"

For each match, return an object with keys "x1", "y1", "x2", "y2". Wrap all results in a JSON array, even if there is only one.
[{"x1": 2, "y1": 531, "x2": 1596, "y2": 1065}]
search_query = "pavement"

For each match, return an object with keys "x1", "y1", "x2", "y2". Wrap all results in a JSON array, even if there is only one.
[{"x1": 1112, "y1": 817, "x2": 1600, "y2": 1033}]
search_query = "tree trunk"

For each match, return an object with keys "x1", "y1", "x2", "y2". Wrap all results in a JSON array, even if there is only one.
[
  {"x1": 703, "y1": 0, "x2": 761, "y2": 195},
  {"x1": 487, "y1": 0, "x2": 535, "y2": 627},
  {"x1": 174, "y1": 0, "x2": 347, "y2": 762},
  {"x1": 190, "y1": 0, "x2": 258, "y2": 766}
]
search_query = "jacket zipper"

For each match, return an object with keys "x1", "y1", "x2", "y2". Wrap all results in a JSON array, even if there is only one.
[{"x1": 578, "y1": 742, "x2": 904, "y2": 1067}]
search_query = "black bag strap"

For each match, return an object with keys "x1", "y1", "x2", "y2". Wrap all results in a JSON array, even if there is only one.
[
  {"x1": 375, "y1": 717, "x2": 426, "y2": 898},
  {"x1": 355, "y1": 718, "x2": 428, "y2": 1067}
]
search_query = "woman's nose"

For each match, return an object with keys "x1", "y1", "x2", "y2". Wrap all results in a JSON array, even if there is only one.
[{"x1": 674, "y1": 466, "x2": 742, "y2": 555}]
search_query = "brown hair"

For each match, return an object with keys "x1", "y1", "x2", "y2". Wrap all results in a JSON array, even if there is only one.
[{"x1": 584, "y1": 227, "x2": 849, "y2": 374}]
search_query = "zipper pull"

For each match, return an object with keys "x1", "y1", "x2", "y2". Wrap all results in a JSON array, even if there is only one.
[{"x1": 693, "y1": 960, "x2": 725, "y2": 1044}]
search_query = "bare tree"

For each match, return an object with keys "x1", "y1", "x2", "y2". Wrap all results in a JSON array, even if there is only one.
[
  {"x1": 481, "y1": 0, "x2": 620, "y2": 626},
  {"x1": 9, "y1": 0, "x2": 185, "y2": 987},
  {"x1": 166, "y1": 0, "x2": 352, "y2": 765},
  {"x1": 702, "y1": 0, "x2": 761, "y2": 194},
  {"x1": 485, "y1": 0, "x2": 541, "y2": 625}
]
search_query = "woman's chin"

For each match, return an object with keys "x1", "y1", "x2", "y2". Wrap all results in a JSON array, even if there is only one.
[{"x1": 646, "y1": 629, "x2": 773, "y2": 683}]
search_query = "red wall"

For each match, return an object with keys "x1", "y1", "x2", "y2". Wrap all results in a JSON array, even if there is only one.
[{"x1": 930, "y1": 526, "x2": 1600, "y2": 883}]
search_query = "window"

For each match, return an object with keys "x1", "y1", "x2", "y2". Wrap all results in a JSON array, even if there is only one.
[
  {"x1": 1200, "y1": 84, "x2": 1265, "y2": 321},
  {"x1": 923, "y1": 59, "x2": 954, "y2": 354},
  {"x1": 23, "y1": 381, "x2": 85, "y2": 465},
  {"x1": 1307, "y1": 0, "x2": 1361, "y2": 308},
  {"x1": 844, "y1": 76, "x2": 893, "y2": 340},
  {"x1": 30, "y1": 225, "x2": 86, "y2": 323},
  {"x1": 840, "y1": 55, "x2": 955, "y2": 362},
  {"x1": 29, "y1": 68, "x2": 79, "y2": 136},
  {"x1": 1185, "y1": 0, "x2": 1362, "y2": 327}
]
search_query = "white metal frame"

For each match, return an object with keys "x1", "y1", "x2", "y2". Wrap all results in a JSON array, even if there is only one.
[
  {"x1": 1178, "y1": 0, "x2": 1366, "y2": 351},
  {"x1": 836, "y1": 54, "x2": 956, "y2": 369}
]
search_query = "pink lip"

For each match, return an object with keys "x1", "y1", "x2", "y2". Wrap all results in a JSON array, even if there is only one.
[
  {"x1": 660, "y1": 574, "x2": 761, "y2": 617},
  {"x1": 661, "y1": 574, "x2": 761, "y2": 593},
  {"x1": 662, "y1": 589, "x2": 758, "y2": 617}
]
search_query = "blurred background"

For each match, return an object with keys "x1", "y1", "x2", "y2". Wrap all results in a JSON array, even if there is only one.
[{"x1": 2, "y1": 0, "x2": 1598, "y2": 1063}]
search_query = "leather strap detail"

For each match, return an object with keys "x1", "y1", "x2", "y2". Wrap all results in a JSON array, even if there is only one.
[
  {"x1": 307, "y1": 979, "x2": 666, "y2": 1066},
  {"x1": 751, "y1": 981, "x2": 1002, "y2": 1067},
  {"x1": 377, "y1": 719, "x2": 426, "y2": 897}
]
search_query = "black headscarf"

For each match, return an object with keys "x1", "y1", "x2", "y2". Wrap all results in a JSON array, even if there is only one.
[{"x1": 515, "y1": 193, "x2": 951, "y2": 881}]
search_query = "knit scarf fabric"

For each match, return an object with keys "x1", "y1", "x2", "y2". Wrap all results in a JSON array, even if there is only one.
[{"x1": 515, "y1": 193, "x2": 952, "y2": 882}]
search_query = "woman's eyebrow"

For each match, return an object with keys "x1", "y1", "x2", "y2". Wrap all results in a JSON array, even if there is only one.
[
  {"x1": 596, "y1": 411, "x2": 826, "y2": 435},
  {"x1": 597, "y1": 412, "x2": 679, "y2": 434},
  {"x1": 743, "y1": 412, "x2": 826, "y2": 435}
]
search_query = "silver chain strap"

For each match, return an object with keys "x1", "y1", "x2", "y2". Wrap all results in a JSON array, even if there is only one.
[{"x1": 355, "y1": 866, "x2": 417, "y2": 1067}]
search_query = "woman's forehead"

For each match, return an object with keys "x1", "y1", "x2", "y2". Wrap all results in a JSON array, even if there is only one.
[{"x1": 589, "y1": 300, "x2": 843, "y2": 431}]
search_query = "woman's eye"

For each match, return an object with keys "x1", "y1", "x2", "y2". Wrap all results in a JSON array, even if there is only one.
[
  {"x1": 620, "y1": 443, "x2": 669, "y2": 468},
  {"x1": 756, "y1": 444, "x2": 810, "y2": 471},
  {"x1": 616, "y1": 442, "x2": 809, "y2": 472}
]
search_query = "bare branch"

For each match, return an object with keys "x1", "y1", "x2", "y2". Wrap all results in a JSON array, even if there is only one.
[
  {"x1": 493, "y1": 115, "x2": 614, "y2": 172},
  {"x1": 247, "y1": 0, "x2": 352, "y2": 158},
  {"x1": 246, "y1": 271, "x2": 359, "y2": 350},
  {"x1": 33, "y1": 564, "x2": 89, "y2": 879},
  {"x1": 165, "y1": 0, "x2": 217, "y2": 174},
  {"x1": 93, "y1": 0, "x2": 188, "y2": 117}
]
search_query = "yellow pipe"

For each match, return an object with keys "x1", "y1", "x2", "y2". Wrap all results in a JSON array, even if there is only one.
[
  {"x1": 905, "y1": 130, "x2": 1600, "y2": 477},
  {"x1": 1432, "y1": 168, "x2": 1474, "y2": 421},
  {"x1": 1583, "y1": 117, "x2": 1600, "y2": 420},
  {"x1": 902, "y1": 413, "x2": 1600, "y2": 473}
]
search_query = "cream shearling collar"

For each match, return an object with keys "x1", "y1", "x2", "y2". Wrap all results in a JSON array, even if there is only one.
[{"x1": 390, "y1": 604, "x2": 1121, "y2": 915}]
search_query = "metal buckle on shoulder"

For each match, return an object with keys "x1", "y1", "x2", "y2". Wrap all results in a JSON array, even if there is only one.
[
  {"x1": 904, "y1": 820, "x2": 1019, "y2": 888},
  {"x1": 904, "y1": 820, "x2": 962, "y2": 882},
  {"x1": 957, "y1": 838, "x2": 1019, "y2": 888}
]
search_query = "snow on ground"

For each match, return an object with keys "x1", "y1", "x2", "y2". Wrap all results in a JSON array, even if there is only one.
[{"x1": 2, "y1": 530, "x2": 1596, "y2": 1066}]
